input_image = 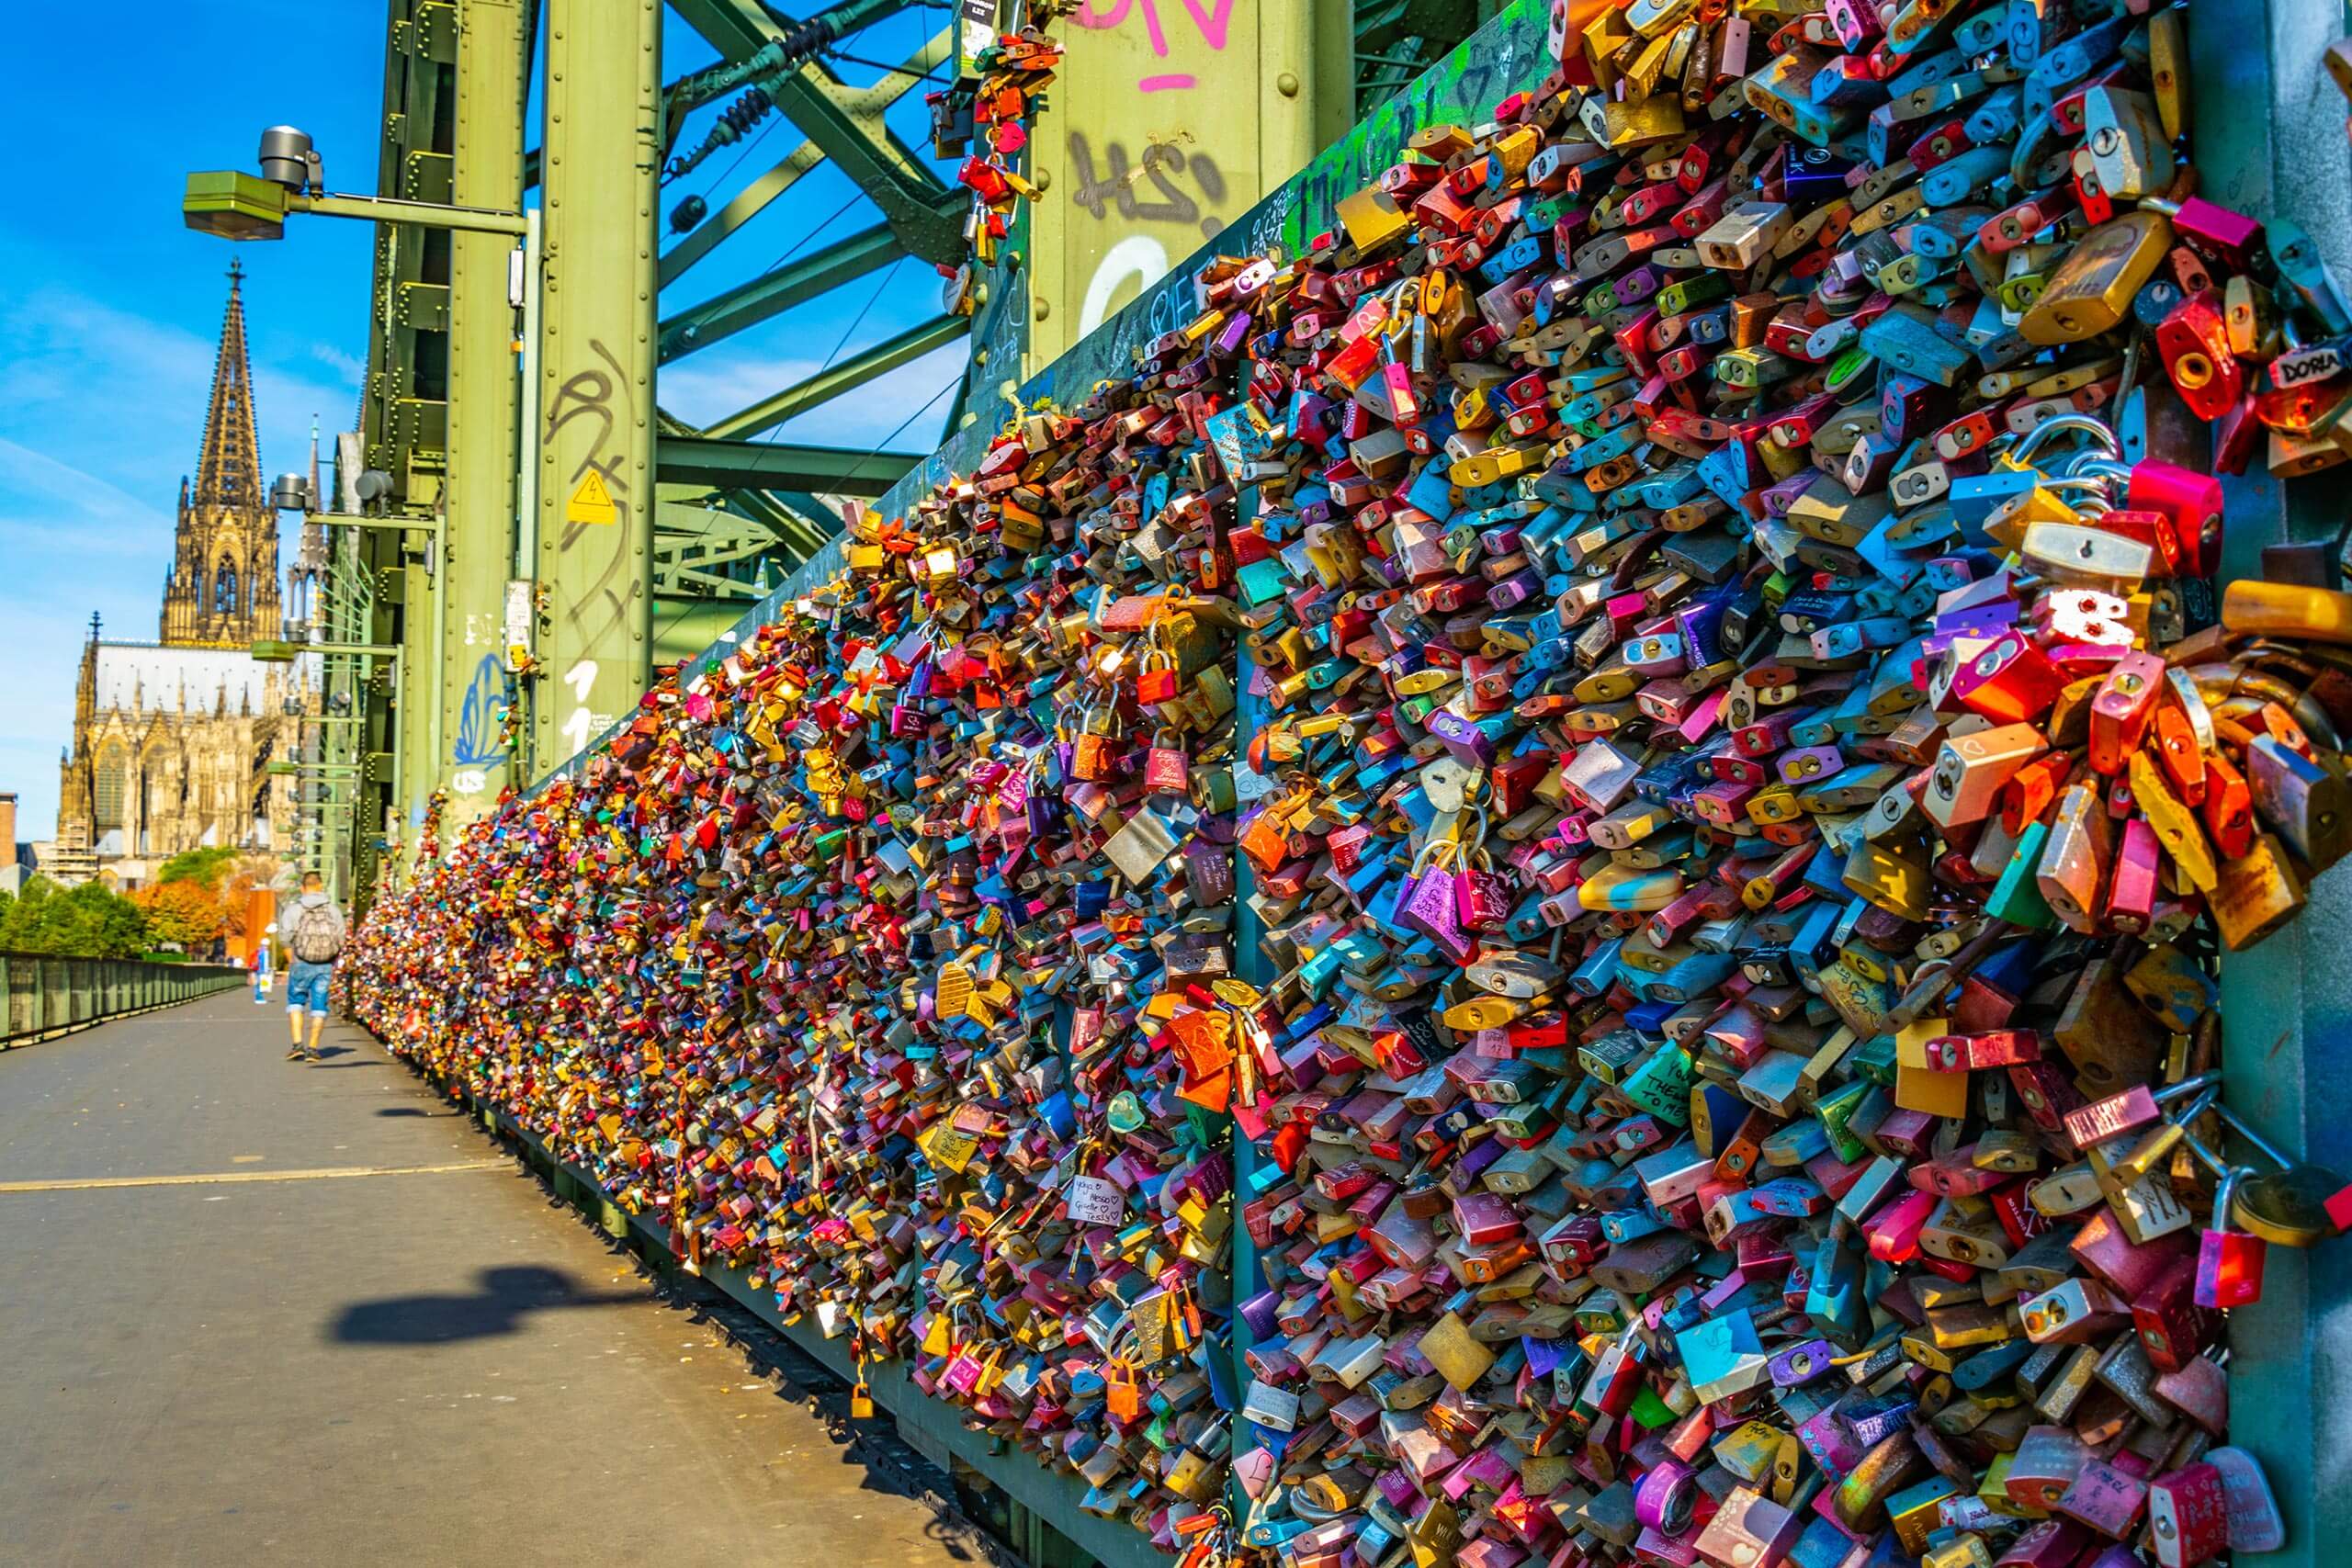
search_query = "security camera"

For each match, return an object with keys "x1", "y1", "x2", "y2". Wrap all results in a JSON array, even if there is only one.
[
  {"x1": 258, "y1": 127, "x2": 324, "y2": 196},
  {"x1": 272, "y1": 473, "x2": 313, "y2": 513}
]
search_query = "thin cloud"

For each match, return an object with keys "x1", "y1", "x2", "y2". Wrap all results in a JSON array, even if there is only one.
[
  {"x1": 310, "y1": 343, "x2": 367, "y2": 383},
  {"x1": 0, "y1": 281, "x2": 339, "y2": 841}
]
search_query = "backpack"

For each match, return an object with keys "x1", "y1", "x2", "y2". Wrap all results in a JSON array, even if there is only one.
[{"x1": 289, "y1": 900, "x2": 346, "y2": 964}]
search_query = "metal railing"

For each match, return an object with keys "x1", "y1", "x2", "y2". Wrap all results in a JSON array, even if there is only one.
[{"x1": 0, "y1": 953, "x2": 247, "y2": 1046}]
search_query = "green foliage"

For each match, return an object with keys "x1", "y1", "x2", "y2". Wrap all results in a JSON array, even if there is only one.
[
  {"x1": 0, "y1": 876, "x2": 152, "y2": 959},
  {"x1": 155, "y1": 846, "x2": 241, "y2": 887}
]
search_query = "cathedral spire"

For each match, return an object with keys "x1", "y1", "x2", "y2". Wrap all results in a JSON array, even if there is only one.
[
  {"x1": 192, "y1": 261, "x2": 264, "y2": 516},
  {"x1": 163, "y1": 262, "x2": 281, "y2": 648}
]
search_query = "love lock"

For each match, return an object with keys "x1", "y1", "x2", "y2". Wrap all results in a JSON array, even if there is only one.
[{"x1": 326, "y1": 6, "x2": 2352, "y2": 1563}]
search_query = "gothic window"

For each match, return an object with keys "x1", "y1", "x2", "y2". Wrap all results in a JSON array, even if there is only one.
[
  {"x1": 214, "y1": 563, "x2": 239, "y2": 617},
  {"x1": 94, "y1": 742, "x2": 126, "y2": 829}
]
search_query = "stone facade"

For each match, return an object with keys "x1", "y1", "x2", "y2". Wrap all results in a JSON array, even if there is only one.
[{"x1": 52, "y1": 267, "x2": 322, "y2": 889}]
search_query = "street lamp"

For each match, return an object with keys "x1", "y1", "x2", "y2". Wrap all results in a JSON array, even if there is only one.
[
  {"x1": 187, "y1": 120, "x2": 543, "y2": 908},
  {"x1": 272, "y1": 468, "x2": 436, "y2": 535},
  {"x1": 185, "y1": 129, "x2": 527, "y2": 241},
  {"x1": 257, "y1": 127, "x2": 324, "y2": 195}
]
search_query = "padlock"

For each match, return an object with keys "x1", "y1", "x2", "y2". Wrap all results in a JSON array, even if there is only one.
[
  {"x1": 1068, "y1": 699, "x2": 1125, "y2": 783},
  {"x1": 1451, "y1": 826, "x2": 1514, "y2": 935},
  {"x1": 1144, "y1": 728, "x2": 1190, "y2": 795},
  {"x1": 2194, "y1": 1167, "x2": 2267, "y2": 1308},
  {"x1": 333, "y1": 21, "x2": 2352, "y2": 1564},
  {"x1": 2148, "y1": 1461, "x2": 2232, "y2": 1568}
]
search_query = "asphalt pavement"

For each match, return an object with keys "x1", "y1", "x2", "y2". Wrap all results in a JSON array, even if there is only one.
[{"x1": 0, "y1": 992, "x2": 977, "y2": 1567}]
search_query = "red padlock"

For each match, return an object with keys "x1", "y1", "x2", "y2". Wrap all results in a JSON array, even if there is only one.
[
  {"x1": 2193, "y1": 1167, "x2": 2267, "y2": 1308},
  {"x1": 2089, "y1": 652, "x2": 2166, "y2": 775},
  {"x1": 2154, "y1": 291, "x2": 2243, "y2": 422},
  {"x1": 2147, "y1": 1461, "x2": 2233, "y2": 1568},
  {"x1": 1144, "y1": 730, "x2": 1190, "y2": 796}
]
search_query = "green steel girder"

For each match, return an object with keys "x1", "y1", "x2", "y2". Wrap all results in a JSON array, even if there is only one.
[
  {"x1": 656, "y1": 420, "x2": 842, "y2": 564},
  {"x1": 526, "y1": 55, "x2": 721, "y2": 191},
  {"x1": 533, "y1": 0, "x2": 662, "y2": 773},
  {"x1": 663, "y1": 0, "x2": 914, "y2": 114},
  {"x1": 654, "y1": 499, "x2": 790, "y2": 594},
  {"x1": 657, "y1": 24, "x2": 950, "y2": 288},
  {"x1": 660, "y1": 140, "x2": 828, "y2": 287},
  {"x1": 701, "y1": 313, "x2": 968, "y2": 439},
  {"x1": 668, "y1": 0, "x2": 964, "y2": 265},
  {"x1": 658, "y1": 482, "x2": 835, "y2": 557},
  {"x1": 731, "y1": 487, "x2": 833, "y2": 545},
  {"x1": 655, "y1": 434, "x2": 921, "y2": 495},
  {"x1": 1351, "y1": 0, "x2": 1499, "y2": 111},
  {"x1": 773, "y1": 490, "x2": 834, "y2": 521},
  {"x1": 659, "y1": 217, "x2": 934, "y2": 361}
]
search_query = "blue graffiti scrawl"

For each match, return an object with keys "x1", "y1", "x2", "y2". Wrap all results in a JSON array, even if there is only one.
[{"x1": 454, "y1": 653, "x2": 512, "y2": 768}]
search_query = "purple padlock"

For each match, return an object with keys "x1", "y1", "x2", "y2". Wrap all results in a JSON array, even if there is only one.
[
  {"x1": 1397, "y1": 845, "x2": 1476, "y2": 964},
  {"x1": 1424, "y1": 707, "x2": 1498, "y2": 769}
]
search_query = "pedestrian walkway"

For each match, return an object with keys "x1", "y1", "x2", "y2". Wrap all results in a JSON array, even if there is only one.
[{"x1": 0, "y1": 993, "x2": 977, "y2": 1568}]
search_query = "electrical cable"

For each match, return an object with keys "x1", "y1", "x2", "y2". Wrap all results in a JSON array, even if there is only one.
[
  {"x1": 816, "y1": 256, "x2": 906, "y2": 378},
  {"x1": 820, "y1": 47, "x2": 946, "y2": 85},
  {"x1": 697, "y1": 111, "x2": 785, "y2": 203},
  {"x1": 755, "y1": 189, "x2": 865, "y2": 280}
]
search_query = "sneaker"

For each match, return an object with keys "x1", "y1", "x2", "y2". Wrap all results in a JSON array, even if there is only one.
[{"x1": 287, "y1": 1046, "x2": 305, "y2": 1060}]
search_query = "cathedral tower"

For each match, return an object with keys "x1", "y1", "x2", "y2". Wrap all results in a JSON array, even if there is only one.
[{"x1": 161, "y1": 263, "x2": 284, "y2": 648}]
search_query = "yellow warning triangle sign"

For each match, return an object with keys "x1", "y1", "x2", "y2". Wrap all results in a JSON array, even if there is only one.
[{"x1": 567, "y1": 469, "x2": 617, "y2": 525}]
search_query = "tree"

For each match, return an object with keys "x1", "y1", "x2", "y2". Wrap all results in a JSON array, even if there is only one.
[
  {"x1": 58, "y1": 882, "x2": 150, "y2": 958},
  {"x1": 0, "y1": 877, "x2": 58, "y2": 952},
  {"x1": 154, "y1": 846, "x2": 241, "y2": 888},
  {"x1": 133, "y1": 879, "x2": 225, "y2": 951},
  {"x1": 0, "y1": 876, "x2": 150, "y2": 959}
]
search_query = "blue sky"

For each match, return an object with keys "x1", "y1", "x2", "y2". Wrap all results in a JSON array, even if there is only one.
[{"x1": 0, "y1": 1, "x2": 967, "y2": 841}]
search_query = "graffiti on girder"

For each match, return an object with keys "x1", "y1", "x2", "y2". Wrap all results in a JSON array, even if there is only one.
[{"x1": 543, "y1": 336, "x2": 642, "y2": 754}]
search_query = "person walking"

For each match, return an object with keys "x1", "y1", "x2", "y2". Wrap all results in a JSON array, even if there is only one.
[{"x1": 283, "y1": 874, "x2": 347, "y2": 1062}]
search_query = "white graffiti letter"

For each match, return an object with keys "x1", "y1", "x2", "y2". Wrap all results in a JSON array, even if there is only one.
[{"x1": 1079, "y1": 235, "x2": 1172, "y2": 337}]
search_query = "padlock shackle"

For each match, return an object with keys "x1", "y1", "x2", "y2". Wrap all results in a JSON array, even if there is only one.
[
  {"x1": 2154, "y1": 1069, "x2": 2222, "y2": 1106},
  {"x1": 2211, "y1": 1163, "x2": 2253, "y2": 1224},
  {"x1": 2177, "y1": 1124, "x2": 2232, "y2": 1180},
  {"x1": 2005, "y1": 412, "x2": 2123, "y2": 468},
  {"x1": 2036, "y1": 475, "x2": 2114, "y2": 515},
  {"x1": 2212, "y1": 1100, "x2": 2298, "y2": 1171}
]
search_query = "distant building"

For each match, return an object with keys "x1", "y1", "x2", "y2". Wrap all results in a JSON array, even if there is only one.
[
  {"x1": 51, "y1": 265, "x2": 325, "y2": 890},
  {"x1": 0, "y1": 793, "x2": 24, "y2": 897}
]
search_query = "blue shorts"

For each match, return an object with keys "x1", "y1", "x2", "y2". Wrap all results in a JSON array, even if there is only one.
[{"x1": 287, "y1": 960, "x2": 334, "y2": 1018}]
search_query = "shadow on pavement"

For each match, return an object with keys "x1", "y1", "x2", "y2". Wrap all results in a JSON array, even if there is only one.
[
  {"x1": 374, "y1": 1107, "x2": 433, "y2": 1117},
  {"x1": 332, "y1": 1266, "x2": 640, "y2": 1345}
]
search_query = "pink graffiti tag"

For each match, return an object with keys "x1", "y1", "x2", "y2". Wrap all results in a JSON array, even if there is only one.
[{"x1": 1075, "y1": 0, "x2": 1235, "y2": 91}]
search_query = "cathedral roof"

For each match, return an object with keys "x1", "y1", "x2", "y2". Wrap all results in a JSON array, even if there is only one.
[{"x1": 90, "y1": 640, "x2": 310, "y2": 716}]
